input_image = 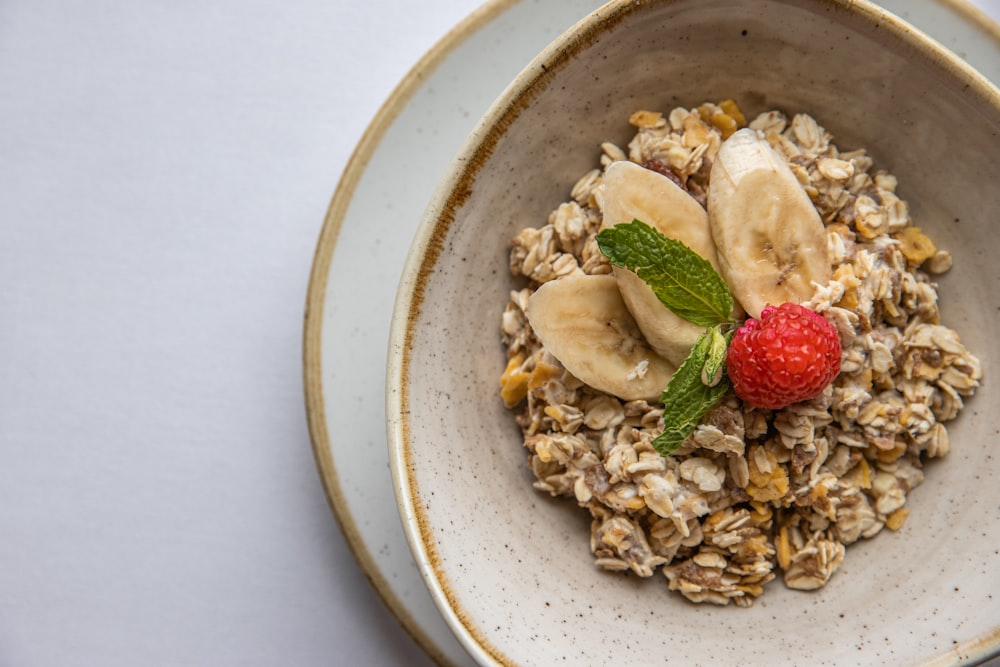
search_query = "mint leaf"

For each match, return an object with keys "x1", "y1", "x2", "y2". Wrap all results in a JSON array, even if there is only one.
[
  {"x1": 596, "y1": 220, "x2": 733, "y2": 327},
  {"x1": 700, "y1": 325, "x2": 730, "y2": 387},
  {"x1": 652, "y1": 325, "x2": 733, "y2": 456}
]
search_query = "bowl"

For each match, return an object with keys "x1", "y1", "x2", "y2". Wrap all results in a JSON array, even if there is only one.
[{"x1": 386, "y1": 0, "x2": 1000, "y2": 664}]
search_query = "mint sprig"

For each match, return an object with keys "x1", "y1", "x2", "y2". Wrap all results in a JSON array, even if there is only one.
[
  {"x1": 653, "y1": 325, "x2": 734, "y2": 456},
  {"x1": 596, "y1": 218, "x2": 738, "y2": 457},
  {"x1": 596, "y1": 220, "x2": 734, "y2": 327}
]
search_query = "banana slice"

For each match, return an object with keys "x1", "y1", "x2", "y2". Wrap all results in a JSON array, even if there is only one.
[
  {"x1": 708, "y1": 128, "x2": 831, "y2": 319},
  {"x1": 525, "y1": 274, "x2": 675, "y2": 401},
  {"x1": 602, "y1": 160, "x2": 721, "y2": 366}
]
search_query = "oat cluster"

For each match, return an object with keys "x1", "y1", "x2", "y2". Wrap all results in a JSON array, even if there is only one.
[{"x1": 499, "y1": 102, "x2": 982, "y2": 606}]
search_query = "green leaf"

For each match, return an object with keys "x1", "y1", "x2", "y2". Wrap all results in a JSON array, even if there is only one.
[
  {"x1": 596, "y1": 220, "x2": 733, "y2": 327},
  {"x1": 700, "y1": 325, "x2": 731, "y2": 387},
  {"x1": 652, "y1": 325, "x2": 733, "y2": 456}
]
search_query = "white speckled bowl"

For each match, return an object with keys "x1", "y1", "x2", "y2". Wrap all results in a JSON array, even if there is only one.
[{"x1": 386, "y1": 0, "x2": 1000, "y2": 665}]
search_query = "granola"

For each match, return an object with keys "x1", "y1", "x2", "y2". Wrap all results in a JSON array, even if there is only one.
[{"x1": 499, "y1": 101, "x2": 981, "y2": 606}]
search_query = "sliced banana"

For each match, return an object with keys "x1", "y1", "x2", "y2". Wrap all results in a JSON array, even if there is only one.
[
  {"x1": 525, "y1": 273, "x2": 675, "y2": 401},
  {"x1": 602, "y1": 160, "x2": 721, "y2": 366},
  {"x1": 707, "y1": 128, "x2": 831, "y2": 319}
]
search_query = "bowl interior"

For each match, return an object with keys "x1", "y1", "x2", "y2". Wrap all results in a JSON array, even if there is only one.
[{"x1": 388, "y1": 0, "x2": 1000, "y2": 665}]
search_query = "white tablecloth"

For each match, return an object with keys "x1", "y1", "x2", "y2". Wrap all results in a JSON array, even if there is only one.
[{"x1": 1, "y1": 1, "x2": 998, "y2": 665}]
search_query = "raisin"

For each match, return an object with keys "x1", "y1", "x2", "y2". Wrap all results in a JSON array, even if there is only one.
[{"x1": 640, "y1": 159, "x2": 685, "y2": 190}]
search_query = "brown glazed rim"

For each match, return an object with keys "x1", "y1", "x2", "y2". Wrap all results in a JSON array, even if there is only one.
[
  {"x1": 305, "y1": 1, "x2": 1000, "y2": 667},
  {"x1": 302, "y1": 1, "x2": 517, "y2": 665}
]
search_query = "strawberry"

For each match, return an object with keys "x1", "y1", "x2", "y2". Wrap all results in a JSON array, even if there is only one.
[{"x1": 726, "y1": 303, "x2": 842, "y2": 410}]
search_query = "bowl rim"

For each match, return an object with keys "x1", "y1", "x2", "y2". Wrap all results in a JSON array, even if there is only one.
[{"x1": 385, "y1": 0, "x2": 1000, "y2": 665}]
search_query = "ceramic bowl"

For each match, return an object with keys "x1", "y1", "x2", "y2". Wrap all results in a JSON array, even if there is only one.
[{"x1": 386, "y1": 0, "x2": 1000, "y2": 664}]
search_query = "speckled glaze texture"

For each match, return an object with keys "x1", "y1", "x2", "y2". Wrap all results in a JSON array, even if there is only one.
[{"x1": 386, "y1": 0, "x2": 1000, "y2": 665}]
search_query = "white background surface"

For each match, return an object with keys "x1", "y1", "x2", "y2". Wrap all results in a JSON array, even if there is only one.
[{"x1": 1, "y1": 1, "x2": 998, "y2": 666}]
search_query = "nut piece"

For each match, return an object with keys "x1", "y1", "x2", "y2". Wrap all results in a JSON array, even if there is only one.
[{"x1": 894, "y1": 226, "x2": 937, "y2": 265}]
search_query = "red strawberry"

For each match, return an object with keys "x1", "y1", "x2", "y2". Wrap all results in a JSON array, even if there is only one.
[{"x1": 726, "y1": 303, "x2": 842, "y2": 410}]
